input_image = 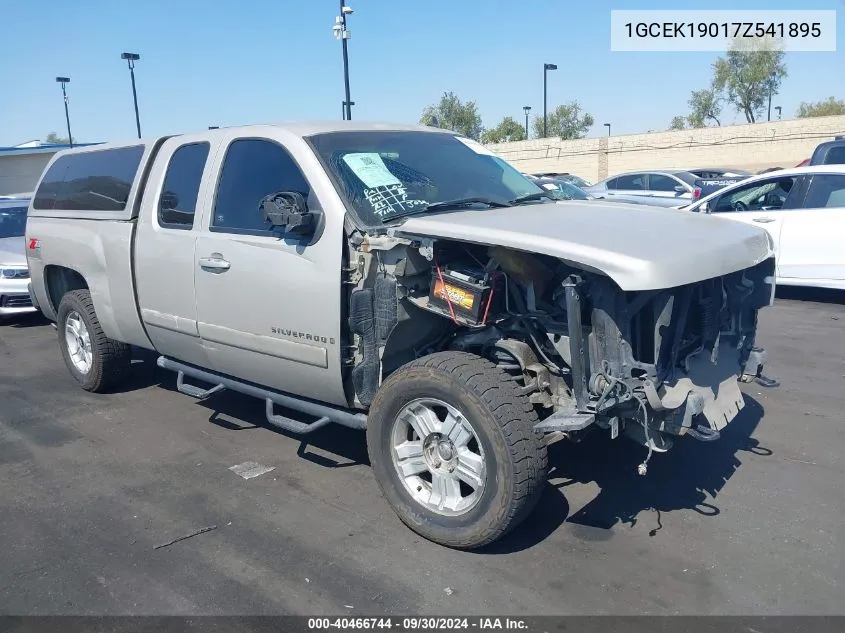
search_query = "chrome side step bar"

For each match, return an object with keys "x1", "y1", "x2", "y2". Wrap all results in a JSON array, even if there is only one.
[{"x1": 157, "y1": 356, "x2": 367, "y2": 434}]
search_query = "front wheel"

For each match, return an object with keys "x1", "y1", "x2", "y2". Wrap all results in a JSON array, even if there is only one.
[{"x1": 367, "y1": 351, "x2": 548, "y2": 549}]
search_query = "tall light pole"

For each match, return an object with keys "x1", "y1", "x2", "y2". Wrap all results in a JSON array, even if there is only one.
[
  {"x1": 333, "y1": 2, "x2": 354, "y2": 120},
  {"x1": 604, "y1": 123, "x2": 611, "y2": 137},
  {"x1": 775, "y1": 106, "x2": 782, "y2": 120},
  {"x1": 543, "y1": 63, "x2": 557, "y2": 138},
  {"x1": 767, "y1": 85, "x2": 772, "y2": 121},
  {"x1": 55, "y1": 77, "x2": 73, "y2": 148},
  {"x1": 523, "y1": 105, "x2": 531, "y2": 139},
  {"x1": 121, "y1": 52, "x2": 142, "y2": 138}
]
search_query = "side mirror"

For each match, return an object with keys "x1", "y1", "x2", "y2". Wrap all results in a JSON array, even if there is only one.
[
  {"x1": 260, "y1": 191, "x2": 315, "y2": 235},
  {"x1": 674, "y1": 185, "x2": 687, "y2": 193}
]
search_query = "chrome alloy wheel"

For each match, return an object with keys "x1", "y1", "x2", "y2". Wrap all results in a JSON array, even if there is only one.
[
  {"x1": 65, "y1": 310, "x2": 93, "y2": 374},
  {"x1": 390, "y1": 398, "x2": 486, "y2": 515}
]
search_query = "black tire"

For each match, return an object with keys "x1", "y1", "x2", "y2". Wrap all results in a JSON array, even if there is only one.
[
  {"x1": 57, "y1": 289, "x2": 131, "y2": 392},
  {"x1": 367, "y1": 351, "x2": 548, "y2": 549}
]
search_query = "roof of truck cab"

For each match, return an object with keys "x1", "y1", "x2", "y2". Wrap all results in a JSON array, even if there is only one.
[
  {"x1": 45, "y1": 122, "x2": 458, "y2": 155},
  {"x1": 257, "y1": 121, "x2": 454, "y2": 136}
]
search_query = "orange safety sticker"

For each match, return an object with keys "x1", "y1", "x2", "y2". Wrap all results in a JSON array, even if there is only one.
[{"x1": 433, "y1": 280, "x2": 476, "y2": 310}]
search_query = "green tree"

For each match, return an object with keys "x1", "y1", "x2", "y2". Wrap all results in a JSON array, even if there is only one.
[
  {"x1": 480, "y1": 116, "x2": 526, "y2": 144},
  {"x1": 668, "y1": 116, "x2": 687, "y2": 130},
  {"x1": 45, "y1": 131, "x2": 71, "y2": 144},
  {"x1": 420, "y1": 92, "x2": 484, "y2": 140},
  {"x1": 712, "y1": 37, "x2": 787, "y2": 123},
  {"x1": 796, "y1": 97, "x2": 845, "y2": 118},
  {"x1": 531, "y1": 101, "x2": 594, "y2": 139},
  {"x1": 687, "y1": 87, "x2": 722, "y2": 127}
]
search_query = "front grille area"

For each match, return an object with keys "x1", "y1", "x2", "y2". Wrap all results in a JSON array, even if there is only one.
[{"x1": 0, "y1": 294, "x2": 33, "y2": 308}]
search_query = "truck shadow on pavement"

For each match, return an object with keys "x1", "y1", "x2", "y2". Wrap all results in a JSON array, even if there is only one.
[
  {"x1": 165, "y1": 385, "x2": 372, "y2": 469},
  {"x1": 483, "y1": 394, "x2": 769, "y2": 554},
  {"x1": 142, "y1": 356, "x2": 770, "y2": 552}
]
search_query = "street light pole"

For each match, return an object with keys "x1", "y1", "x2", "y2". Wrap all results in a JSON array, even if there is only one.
[
  {"x1": 543, "y1": 63, "x2": 557, "y2": 138},
  {"x1": 334, "y1": 2, "x2": 354, "y2": 120},
  {"x1": 121, "y1": 52, "x2": 142, "y2": 138},
  {"x1": 55, "y1": 77, "x2": 73, "y2": 148},
  {"x1": 604, "y1": 123, "x2": 611, "y2": 137},
  {"x1": 767, "y1": 85, "x2": 772, "y2": 122},
  {"x1": 775, "y1": 106, "x2": 782, "y2": 120},
  {"x1": 523, "y1": 105, "x2": 531, "y2": 139}
]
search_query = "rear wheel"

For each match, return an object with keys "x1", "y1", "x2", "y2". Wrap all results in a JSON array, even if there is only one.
[
  {"x1": 57, "y1": 289, "x2": 131, "y2": 392},
  {"x1": 367, "y1": 351, "x2": 548, "y2": 549}
]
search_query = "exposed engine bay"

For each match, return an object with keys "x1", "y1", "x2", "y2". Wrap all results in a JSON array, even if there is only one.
[{"x1": 343, "y1": 231, "x2": 777, "y2": 471}]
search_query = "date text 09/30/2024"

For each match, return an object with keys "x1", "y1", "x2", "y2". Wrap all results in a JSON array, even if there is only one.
[{"x1": 307, "y1": 618, "x2": 529, "y2": 631}]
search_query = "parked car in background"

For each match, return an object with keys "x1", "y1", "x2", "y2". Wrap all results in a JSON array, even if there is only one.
[
  {"x1": 0, "y1": 196, "x2": 36, "y2": 319},
  {"x1": 794, "y1": 136, "x2": 845, "y2": 168},
  {"x1": 586, "y1": 169, "x2": 703, "y2": 207},
  {"x1": 808, "y1": 138, "x2": 845, "y2": 166},
  {"x1": 587, "y1": 169, "x2": 750, "y2": 208},
  {"x1": 530, "y1": 172, "x2": 592, "y2": 188},
  {"x1": 686, "y1": 166, "x2": 845, "y2": 290}
]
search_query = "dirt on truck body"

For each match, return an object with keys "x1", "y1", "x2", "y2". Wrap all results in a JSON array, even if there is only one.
[{"x1": 25, "y1": 122, "x2": 778, "y2": 549}]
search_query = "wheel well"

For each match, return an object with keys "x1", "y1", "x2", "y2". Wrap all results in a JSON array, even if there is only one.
[{"x1": 44, "y1": 265, "x2": 89, "y2": 313}]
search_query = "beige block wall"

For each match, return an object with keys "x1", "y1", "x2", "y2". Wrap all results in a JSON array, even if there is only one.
[{"x1": 487, "y1": 115, "x2": 845, "y2": 183}]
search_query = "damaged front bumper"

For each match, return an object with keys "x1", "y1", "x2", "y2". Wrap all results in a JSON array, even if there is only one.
[{"x1": 534, "y1": 257, "x2": 778, "y2": 452}]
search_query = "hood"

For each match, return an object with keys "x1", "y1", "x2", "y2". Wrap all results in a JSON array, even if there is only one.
[
  {"x1": 395, "y1": 200, "x2": 774, "y2": 292},
  {"x1": 0, "y1": 236, "x2": 27, "y2": 265}
]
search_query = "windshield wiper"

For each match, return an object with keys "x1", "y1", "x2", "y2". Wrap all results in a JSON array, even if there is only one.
[
  {"x1": 424, "y1": 197, "x2": 512, "y2": 212},
  {"x1": 385, "y1": 197, "x2": 511, "y2": 222},
  {"x1": 510, "y1": 191, "x2": 556, "y2": 205}
]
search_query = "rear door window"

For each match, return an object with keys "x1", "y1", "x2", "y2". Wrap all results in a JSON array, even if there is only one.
[
  {"x1": 648, "y1": 174, "x2": 683, "y2": 192},
  {"x1": 157, "y1": 142, "x2": 210, "y2": 229},
  {"x1": 33, "y1": 146, "x2": 145, "y2": 211},
  {"x1": 614, "y1": 174, "x2": 646, "y2": 190}
]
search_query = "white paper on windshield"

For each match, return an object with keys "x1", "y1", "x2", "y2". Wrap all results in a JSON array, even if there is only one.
[
  {"x1": 455, "y1": 136, "x2": 496, "y2": 156},
  {"x1": 342, "y1": 153, "x2": 402, "y2": 188}
]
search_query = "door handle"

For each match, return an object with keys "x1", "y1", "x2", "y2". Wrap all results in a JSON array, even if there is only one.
[
  {"x1": 198, "y1": 255, "x2": 231, "y2": 271},
  {"x1": 752, "y1": 217, "x2": 775, "y2": 224}
]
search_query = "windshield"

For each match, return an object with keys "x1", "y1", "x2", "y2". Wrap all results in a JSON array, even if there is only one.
[
  {"x1": 307, "y1": 131, "x2": 543, "y2": 225},
  {"x1": 560, "y1": 174, "x2": 591, "y2": 188},
  {"x1": 0, "y1": 205, "x2": 28, "y2": 239},
  {"x1": 538, "y1": 180, "x2": 591, "y2": 200}
]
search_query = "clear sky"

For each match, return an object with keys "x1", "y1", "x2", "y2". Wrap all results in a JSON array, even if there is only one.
[{"x1": 1, "y1": 0, "x2": 843, "y2": 146}]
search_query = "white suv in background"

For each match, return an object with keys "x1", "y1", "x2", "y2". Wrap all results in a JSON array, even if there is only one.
[
  {"x1": 685, "y1": 166, "x2": 845, "y2": 291},
  {"x1": 0, "y1": 196, "x2": 37, "y2": 319}
]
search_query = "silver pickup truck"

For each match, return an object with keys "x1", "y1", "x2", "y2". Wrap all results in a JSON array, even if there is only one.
[{"x1": 26, "y1": 122, "x2": 777, "y2": 549}]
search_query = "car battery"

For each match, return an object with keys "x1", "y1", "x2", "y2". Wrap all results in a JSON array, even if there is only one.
[{"x1": 429, "y1": 263, "x2": 500, "y2": 324}]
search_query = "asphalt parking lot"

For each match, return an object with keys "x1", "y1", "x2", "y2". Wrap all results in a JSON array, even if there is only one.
[{"x1": 1, "y1": 289, "x2": 843, "y2": 616}]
